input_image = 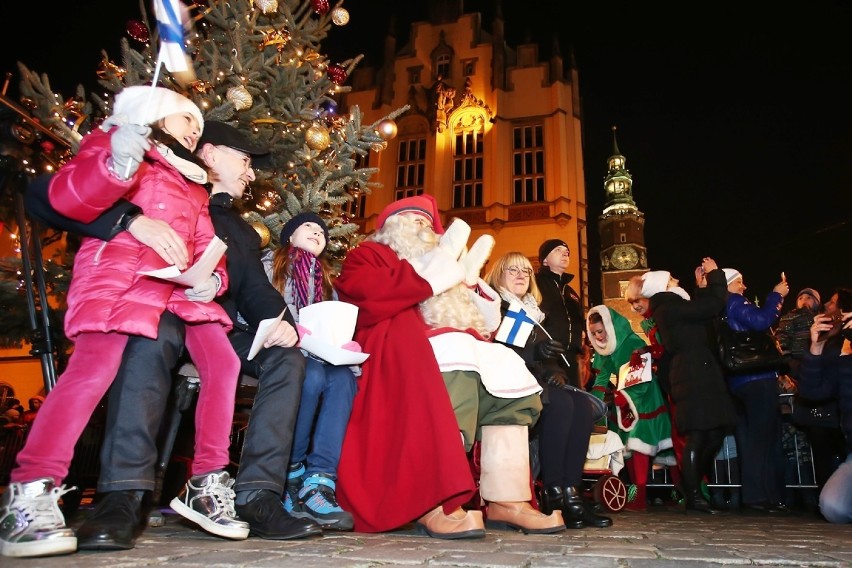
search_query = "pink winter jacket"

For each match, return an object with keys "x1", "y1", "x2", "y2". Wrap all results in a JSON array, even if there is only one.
[{"x1": 49, "y1": 129, "x2": 231, "y2": 341}]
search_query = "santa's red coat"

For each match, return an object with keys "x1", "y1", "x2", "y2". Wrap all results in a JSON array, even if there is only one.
[{"x1": 334, "y1": 241, "x2": 476, "y2": 532}]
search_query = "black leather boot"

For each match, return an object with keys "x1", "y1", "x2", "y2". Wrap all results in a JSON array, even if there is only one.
[
  {"x1": 540, "y1": 487, "x2": 583, "y2": 529},
  {"x1": 685, "y1": 491, "x2": 721, "y2": 515},
  {"x1": 681, "y1": 446, "x2": 720, "y2": 515},
  {"x1": 563, "y1": 487, "x2": 612, "y2": 528},
  {"x1": 76, "y1": 490, "x2": 147, "y2": 550}
]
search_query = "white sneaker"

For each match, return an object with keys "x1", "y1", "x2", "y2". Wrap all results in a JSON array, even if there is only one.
[
  {"x1": 0, "y1": 478, "x2": 77, "y2": 558},
  {"x1": 169, "y1": 471, "x2": 249, "y2": 540}
]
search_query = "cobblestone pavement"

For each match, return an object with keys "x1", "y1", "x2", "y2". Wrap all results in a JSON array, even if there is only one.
[{"x1": 4, "y1": 505, "x2": 851, "y2": 567}]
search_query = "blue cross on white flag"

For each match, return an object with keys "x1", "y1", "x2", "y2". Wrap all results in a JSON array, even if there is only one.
[
  {"x1": 154, "y1": 0, "x2": 190, "y2": 73},
  {"x1": 495, "y1": 299, "x2": 536, "y2": 347}
]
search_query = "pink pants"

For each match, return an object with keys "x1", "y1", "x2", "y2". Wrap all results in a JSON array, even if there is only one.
[{"x1": 12, "y1": 323, "x2": 240, "y2": 485}]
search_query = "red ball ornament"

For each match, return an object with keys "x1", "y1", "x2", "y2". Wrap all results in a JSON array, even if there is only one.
[
  {"x1": 126, "y1": 20, "x2": 149, "y2": 43},
  {"x1": 310, "y1": 0, "x2": 330, "y2": 15},
  {"x1": 40, "y1": 140, "x2": 56, "y2": 154},
  {"x1": 327, "y1": 64, "x2": 347, "y2": 85}
]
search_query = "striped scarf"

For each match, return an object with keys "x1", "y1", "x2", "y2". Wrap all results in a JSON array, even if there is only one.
[{"x1": 290, "y1": 247, "x2": 323, "y2": 311}]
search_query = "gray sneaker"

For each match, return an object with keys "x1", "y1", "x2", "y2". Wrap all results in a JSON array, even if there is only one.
[
  {"x1": 169, "y1": 471, "x2": 249, "y2": 540},
  {"x1": 0, "y1": 478, "x2": 77, "y2": 558}
]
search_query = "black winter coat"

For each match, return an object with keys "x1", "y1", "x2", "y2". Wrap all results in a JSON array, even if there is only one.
[
  {"x1": 798, "y1": 351, "x2": 852, "y2": 455},
  {"x1": 208, "y1": 193, "x2": 295, "y2": 332},
  {"x1": 535, "y1": 268, "x2": 584, "y2": 386},
  {"x1": 648, "y1": 269, "x2": 737, "y2": 433}
]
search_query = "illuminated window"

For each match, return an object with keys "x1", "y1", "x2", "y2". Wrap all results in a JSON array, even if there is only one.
[
  {"x1": 512, "y1": 124, "x2": 545, "y2": 203},
  {"x1": 452, "y1": 128, "x2": 484, "y2": 208},
  {"x1": 395, "y1": 137, "x2": 426, "y2": 200}
]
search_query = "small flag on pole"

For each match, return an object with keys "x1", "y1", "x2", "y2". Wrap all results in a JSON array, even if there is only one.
[
  {"x1": 495, "y1": 299, "x2": 536, "y2": 347},
  {"x1": 153, "y1": 0, "x2": 190, "y2": 73}
]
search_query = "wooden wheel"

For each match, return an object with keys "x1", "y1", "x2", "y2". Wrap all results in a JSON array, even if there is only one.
[{"x1": 593, "y1": 475, "x2": 627, "y2": 512}]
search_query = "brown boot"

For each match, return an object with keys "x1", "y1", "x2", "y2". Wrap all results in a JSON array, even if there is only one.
[
  {"x1": 485, "y1": 501, "x2": 566, "y2": 534},
  {"x1": 415, "y1": 506, "x2": 485, "y2": 540}
]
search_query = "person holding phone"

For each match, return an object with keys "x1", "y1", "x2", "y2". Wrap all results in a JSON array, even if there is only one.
[
  {"x1": 798, "y1": 309, "x2": 852, "y2": 523},
  {"x1": 722, "y1": 269, "x2": 790, "y2": 515}
]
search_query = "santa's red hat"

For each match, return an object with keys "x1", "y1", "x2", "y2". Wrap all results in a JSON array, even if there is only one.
[{"x1": 376, "y1": 194, "x2": 444, "y2": 234}]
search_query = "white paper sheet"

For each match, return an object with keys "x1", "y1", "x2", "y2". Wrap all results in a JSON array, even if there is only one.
[
  {"x1": 247, "y1": 310, "x2": 286, "y2": 361},
  {"x1": 138, "y1": 236, "x2": 227, "y2": 288},
  {"x1": 298, "y1": 301, "x2": 370, "y2": 366}
]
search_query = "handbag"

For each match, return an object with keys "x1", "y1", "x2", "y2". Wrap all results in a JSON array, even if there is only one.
[
  {"x1": 717, "y1": 316, "x2": 785, "y2": 374},
  {"x1": 791, "y1": 396, "x2": 840, "y2": 429},
  {"x1": 560, "y1": 383, "x2": 608, "y2": 424}
]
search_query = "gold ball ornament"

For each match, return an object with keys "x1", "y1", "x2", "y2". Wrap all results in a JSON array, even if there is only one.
[
  {"x1": 376, "y1": 118, "x2": 398, "y2": 140},
  {"x1": 227, "y1": 86, "x2": 253, "y2": 111},
  {"x1": 255, "y1": 0, "x2": 278, "y2": 13},
  {"x1": 331, "y1": 7, "x2": 350, "y2": 26},
  {"x1": 305, "y1": 124, "x2": 331, "y2": 151},
  {"x1": 250, "y1": 221, "x2": 272, "y2": 248}
]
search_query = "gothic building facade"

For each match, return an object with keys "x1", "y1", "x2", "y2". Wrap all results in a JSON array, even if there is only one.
[{"x1": 339, "y1": 1, "x2": 590, "y2": 307}]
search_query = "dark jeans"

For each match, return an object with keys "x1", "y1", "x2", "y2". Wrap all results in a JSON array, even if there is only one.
[
  {"x1": 97, "y1": 319, "x2": 306, "y2": 498},
  {"x1": 731, "y1": 378, "x2": 785, "y2": 505},
  {"x1": 229, "y1": 329, "x2": 305, "y2": 495},
  {"x1": 290, "y1": 357, "x2": 357, "y2": 478}
]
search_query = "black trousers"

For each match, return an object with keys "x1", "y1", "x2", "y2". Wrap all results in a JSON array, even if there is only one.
[
  {"x1": 536, "y1": 386, "x2": 594, "y2": 488},
  {"x1": 97, "y1": 316, "x2": 306, "y2": 498},
  {"x1": 732, "y1": 378, "x2": 785, "y2": 505}
]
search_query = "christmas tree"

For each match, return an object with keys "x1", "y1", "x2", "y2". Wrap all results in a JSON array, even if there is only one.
[{"x1": 0, "y1": 0, "x2": 406, "y2": 347}]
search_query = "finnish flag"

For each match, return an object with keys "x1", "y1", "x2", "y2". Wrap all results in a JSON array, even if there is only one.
[
  {"x1": 495, "y1": 299, "x2": 536, "y2": 347},
  {"x1": 154, "y1": 0, "x2": 190, "y2": 72}
]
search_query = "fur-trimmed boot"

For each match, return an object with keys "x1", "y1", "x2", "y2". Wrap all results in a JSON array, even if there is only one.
[{"x1": 479, "y1": 425, "x2": 565, "y2": 534}]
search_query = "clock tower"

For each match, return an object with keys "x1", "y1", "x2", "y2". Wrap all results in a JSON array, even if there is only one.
[{"x1": 598, "y1": 127, "x2": 648, "y2": 333}]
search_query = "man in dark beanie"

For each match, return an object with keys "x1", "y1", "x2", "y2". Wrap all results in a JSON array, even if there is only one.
[{"x1": 535, "y1": 239, "x2": 586, "y2": 388}]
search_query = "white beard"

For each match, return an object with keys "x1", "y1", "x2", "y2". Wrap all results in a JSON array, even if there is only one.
[{"x1": 371, "y1": 215, "x2": 438, "y2": 260}]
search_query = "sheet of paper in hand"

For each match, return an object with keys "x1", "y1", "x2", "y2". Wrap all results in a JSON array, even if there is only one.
[
  {"x1": 617, "y1": 351, "x2": 653, "y2": 390},
  {"x1": 298, "y1": 301, "x2": 369, "y2": 366},
  {"x1": 247, "y1": 310, "x2": 286, "y2": 361},
  {"x1": 138, "y1": 236, "x2": 227, "y2": 288}
]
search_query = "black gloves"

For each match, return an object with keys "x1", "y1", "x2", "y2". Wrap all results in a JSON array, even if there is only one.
[{"x1": 536, "y1": 339, "x2": 566, "y2": 360}]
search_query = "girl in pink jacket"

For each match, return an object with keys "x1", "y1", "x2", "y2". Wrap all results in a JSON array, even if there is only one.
[{"x1": 1, "y1": 87, "x2": 247, "y2": 559}]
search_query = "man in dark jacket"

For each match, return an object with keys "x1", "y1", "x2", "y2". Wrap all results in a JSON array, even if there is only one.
[
  {"x1": 534, "y1": 239, "x2": 585, "y2": 388},
  {"x1": 24, "y1": 122, "x2": 320, "y2": 548}
]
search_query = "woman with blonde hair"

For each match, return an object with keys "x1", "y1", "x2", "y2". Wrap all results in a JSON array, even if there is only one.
[{"x1": 485, "y1": 252, "x2": 611, "y2": 529}]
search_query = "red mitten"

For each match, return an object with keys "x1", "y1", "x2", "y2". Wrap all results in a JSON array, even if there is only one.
[{"x1": 340, "y1": 341, "x2": 362, "y2": 353}]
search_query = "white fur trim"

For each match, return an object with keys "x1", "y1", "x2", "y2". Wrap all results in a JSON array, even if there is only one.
[
  {"x1": 641, "y1": 271, "x2": 671, "y2": 297},
  {"x1": 587, "y1": 305, "x2": 617, "y2": 356},
  {"x1": 615, "y1": 389, "x2": 639, "y2": 432}
]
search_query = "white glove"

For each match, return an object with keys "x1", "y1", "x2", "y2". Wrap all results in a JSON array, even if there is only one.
[
  {"x1": 438, "y1": 218, "x2": 471, "y2": 260},
  {"x1": 185, "y1": 275, "x2": 219, "y2": 303},
  {"x1": 469, "y1": 279, "x2": 502, "y2": 333},
  {"x1": 110, "y1": 123, "x2": 151, "y2": 180},
  {"x1": 409, "y1": 247, "x2": 465, "y2": 295},
  {"x1": 460, "y1": 234, "x2": 495, "y2": 286}
]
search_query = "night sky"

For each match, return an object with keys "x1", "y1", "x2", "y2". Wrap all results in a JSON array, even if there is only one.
[{"x1": 2, "y1": 1, "x2": 849, "y2": 307}]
